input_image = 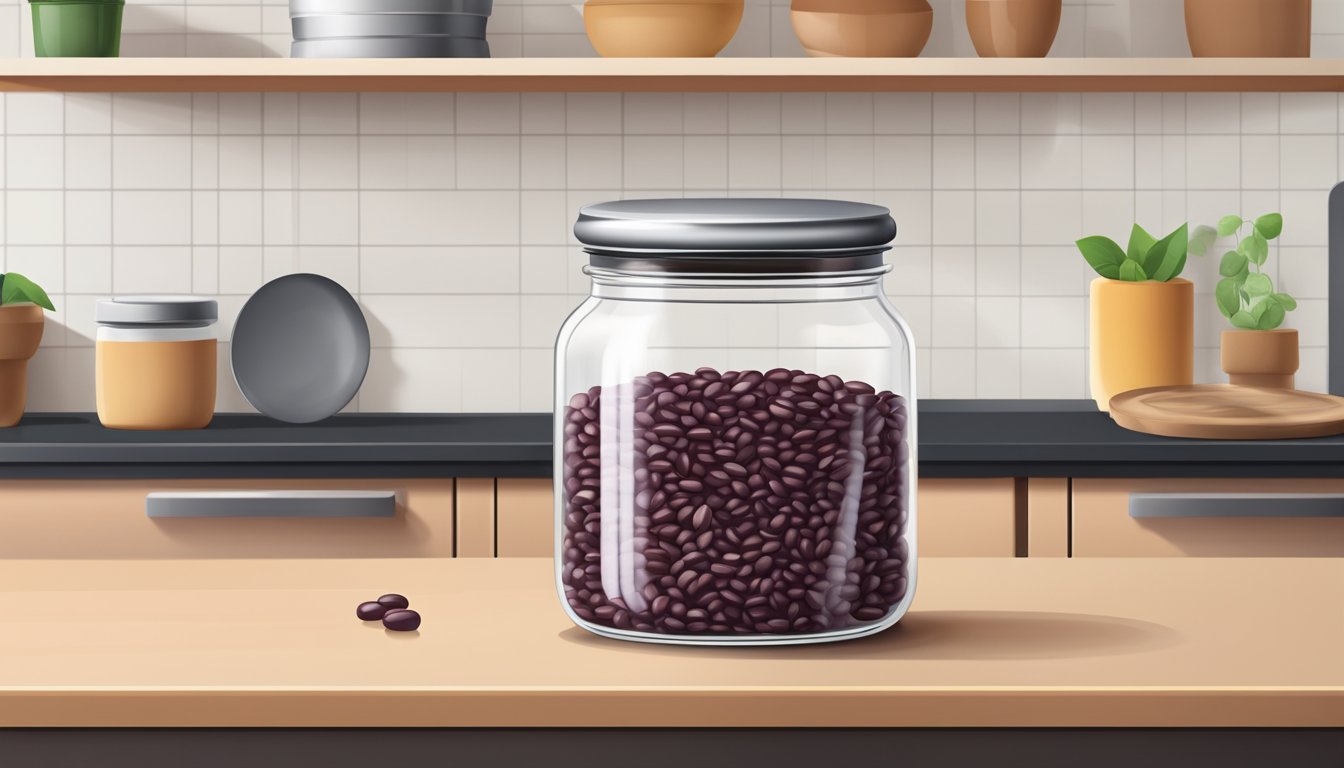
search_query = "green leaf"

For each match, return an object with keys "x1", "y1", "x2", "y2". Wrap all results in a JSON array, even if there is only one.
[
  {"x1": 1239, "y1": 231, "x2": 1269, "y2": 265},
  {"x1": 1128, "y1": 223, "x2": 1158, "y2": 267},
  {"x1": 1118, "y1": 259, "x2": 1148, "y2": 282},
  {"x1": 1243, "y1": 272, "x2": 1273, "y2": 297},
  {"x1": 1215, "y1": 278, "x2": 1241, "y2": 318},
  {"x1": 1139, "y1": 237, "x2": 1169, "y2": 278},
  {"x1": 1253, "y1": 212, "x2": 1283, "y2": 240},
  {"x1": 1076, "y1": 236, "x2": 1127, "y2": 280},
  {"x1": 0, "y1": 272, "x2": 54, "y2": 311},
  {"x1": 1217, "y1": 215, "x2": 1244, "y2": 237},
  {"x1": 1257, "y1": 298, "x2": 1286, "y2": 330},
  {"x1": 1188, "y1": 225, "x2": 1218, "y2": 257},
  {"x1": 1250, "y1": 297, "x2": 1271, "y2": 322},
  {"x1": 1219, "y1": 250, "x2": 1248, "y2": 277},
  {"x1": 1272, "y1": 292, "x2": 1298, "y2": 311},
  {"x1": 1148, "y1": 223, "x2": 1189, "y2": 282},
  {"x1": 1231, "y1": 310, "x2": 1258, "y2": 329}
]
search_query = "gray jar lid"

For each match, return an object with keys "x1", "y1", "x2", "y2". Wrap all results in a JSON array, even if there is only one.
[
  {"x1": 96, "y1": 296, "x2": 219, "y2": 326},
  {"x1": 574, "y1": 198, "x2": 896, "y2": 274}
]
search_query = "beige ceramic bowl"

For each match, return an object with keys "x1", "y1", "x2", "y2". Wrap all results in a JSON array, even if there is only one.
[
  {"x1": 790, "y1": 0, "x2": 932, "y2": 57},
  {"x1": 966, "y1": 0, "x2": 1060, "y2": 57},
  {"x1": 583, "y1": 0, "x2": 744, "y2": 57}
]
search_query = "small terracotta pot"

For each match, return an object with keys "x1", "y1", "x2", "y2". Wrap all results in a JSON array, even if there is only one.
[
  {"x1": 1222, "y1": 329, "x2": 1299, "y2": 390},
  {"x1": 0, "y1": 304, "x2": 45, "y2": 428},
  {"x1": 790, "y1": 0, "x2": 932, "y2": 58},
  {"x1": 966, "y1": 0, "x2": 1060, "y2": 57},
  {"x1": 1090, "y1": 278, "x2": 1194, "y2": 412},
  {"x1": 1184, "y1": 0, "x2": 1311, "y2": 58},
  {"x1": 584, "y1": 0, "x2": 744, "y2": 57}
]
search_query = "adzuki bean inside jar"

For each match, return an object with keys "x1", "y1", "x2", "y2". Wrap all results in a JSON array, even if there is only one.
[{"x1": 560, "y1": 366, "x2": 909, "y2": 638}]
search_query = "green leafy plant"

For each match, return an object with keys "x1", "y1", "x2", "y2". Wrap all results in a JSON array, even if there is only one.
[
  {"x1": 1076, "y1": 223, "x2": 1190, "y2": 282},
  {"x1": 1189, "y1": 213, "x2": 1294, "y2": 331},
  {"x1": 0, "y1": 272, "x2": 55, "y2": 311}
]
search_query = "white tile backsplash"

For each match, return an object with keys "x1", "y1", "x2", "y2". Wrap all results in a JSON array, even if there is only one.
[{"x1": 3, "y1": 1, "x2": 1343, "y2": 408}]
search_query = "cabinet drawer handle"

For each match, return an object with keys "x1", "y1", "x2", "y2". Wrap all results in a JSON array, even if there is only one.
[
  {"x1": 147, "y1": 491, "x2": 396, "y2": 518},
  {"x1": 1130, "y1": 493, "x2": 1344, "y2": 519}
]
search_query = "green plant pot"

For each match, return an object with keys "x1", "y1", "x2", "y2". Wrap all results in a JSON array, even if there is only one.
[{"x1": 29, "y1": 0, "x2": 124, "y2": 57}]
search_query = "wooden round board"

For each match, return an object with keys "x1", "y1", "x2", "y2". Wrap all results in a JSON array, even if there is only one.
[{"x1": 1109, "y1": 384, "x2": 1344, "y2": 440}]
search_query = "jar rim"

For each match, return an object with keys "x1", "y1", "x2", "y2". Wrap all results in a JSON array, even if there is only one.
[
  {"x1": 585, "y1": 263, "x2": 892, "y2": 289},
  {"x1": 583, "y1": 247, "x2": 891, "y2": 276}
]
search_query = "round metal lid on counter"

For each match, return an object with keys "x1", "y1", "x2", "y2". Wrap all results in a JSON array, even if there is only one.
[
  {"x1": 573, "y1": 198, "x2": 898, "y2": 274},
  {"x1": 95, "y1": 296, "x2": 219, "y2": 326}
]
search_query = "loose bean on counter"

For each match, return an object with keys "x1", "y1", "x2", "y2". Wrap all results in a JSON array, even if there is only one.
[
  {"x1": 377, "y1": 593, "x2": 410, "y2": 609},
  {"x1": 356, "y1": 601, "x2": 389, "y2": 621},
  {"x1": 561, "y1": 367, "x2": 910, "y2": 637},
  {"x1": 383, "y1": 609, "x2": 422, "y2": 632}
]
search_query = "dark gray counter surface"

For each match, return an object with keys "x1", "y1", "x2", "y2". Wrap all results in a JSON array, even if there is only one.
[{"x1": 3, "y1": 402, "x2": 1344, "y2": 479}]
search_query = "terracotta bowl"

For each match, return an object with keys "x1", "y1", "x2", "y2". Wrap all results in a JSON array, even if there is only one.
[
  {"x1": 584, "y1": 0, "x2": 744, "y2": 57},
  {"x1": 0, "y1": 304, "x2": 44, "y2": 428},
  {"x1": 790, "y1": 0, "x2": 932, "y2": 57},
  {"x1": 1185, "y1": 0, "x2": 1310, "y2": 57},
  {"x1": 966, "y1": 0, "x2": 1060, "y2": 57}
]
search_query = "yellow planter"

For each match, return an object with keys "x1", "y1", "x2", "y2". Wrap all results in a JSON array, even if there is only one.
[{"x1": 1089, "y1": 277, "x2": 1193, "y2": 411}]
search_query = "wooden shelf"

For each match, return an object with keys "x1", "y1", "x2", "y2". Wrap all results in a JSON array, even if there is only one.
[{"x1": 1, "y1": 57, "x2": 1343, "y2": 93}]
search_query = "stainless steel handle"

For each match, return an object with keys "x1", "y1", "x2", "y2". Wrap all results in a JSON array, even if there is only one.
[
  {"x1": 147, "y1": 490, "x2": 396, "y2": 518},
  {"x1": 1130, "y1": 493, "x2": 1344, "y2": 519}
]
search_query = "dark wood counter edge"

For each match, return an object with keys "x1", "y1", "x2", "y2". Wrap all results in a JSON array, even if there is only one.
[
  {"x1": 2, "y1": 728, "x2": 1342, "y2": 768},
  {"x1": 5, "y1": 402, "x2": 1344, "y2": 479}
]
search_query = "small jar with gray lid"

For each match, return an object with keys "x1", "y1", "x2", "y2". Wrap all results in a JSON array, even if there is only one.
[
  {"x1": 555, "y1": 198, "x2": 916, "y2": 646},
  {"x1": 95, "y1": 296, "x2": 218, "y2": 430}
]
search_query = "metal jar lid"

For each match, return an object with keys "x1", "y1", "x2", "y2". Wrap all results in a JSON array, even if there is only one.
[
  {"x1": 96, "y1": 296, "x2": 219, "y2": 327},
  {"x1": 573, "y1": 198, "x2": 897, "y2": 274},
  {"x1": 289, "y1": 0, "x2": 492, "y2": 16}
]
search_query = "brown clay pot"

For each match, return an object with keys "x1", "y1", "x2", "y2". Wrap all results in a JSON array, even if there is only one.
[
  {"x1": 1222, "y1": 329, "x2": 1299, "y2": 390},
  {"x1": 0, "y1": 304, "x2": 45, "y2": 428},
  {"x1": 790, "y1": 0, "x2": 932, "y2": 58},
  {"x1": 584, "y1": 0, "x2": 744, "y2": 57},
  {"x1": 966, "y1": 0, "x2": 1061, "y2": 57},
  {"x1": 1185, "y1": 0, "x2": 1311, "y2": 58}
]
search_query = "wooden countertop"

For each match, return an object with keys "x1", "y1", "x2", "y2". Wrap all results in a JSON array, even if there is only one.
[{"x1": 1, "y1": 557, "x2": 1340, "y2": 727}]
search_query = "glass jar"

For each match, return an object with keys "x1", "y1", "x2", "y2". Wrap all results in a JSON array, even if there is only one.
[
  {"x1": 96, "y1": 296, "x2": 218, "y2": 430},
  {"x1": 555, "y1": 198, "x2": 916, "y2": 645}
]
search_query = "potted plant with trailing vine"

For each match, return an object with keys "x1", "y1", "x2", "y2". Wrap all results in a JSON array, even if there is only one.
[
  {"x1": 0, "y1": 272, "x2": 55, "y2": 427},
  {"x1": 1076, "y1": 222, "x2": 1192, "y2": 411},
  {"x1": 1190, "y1": 212, "x2": 1299, "y2": 389}
]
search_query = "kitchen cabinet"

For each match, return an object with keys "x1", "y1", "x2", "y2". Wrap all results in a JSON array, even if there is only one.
[
  {"x1": 454, "y1": 478, "x2": 495, "y2": 557},
  {"x1": 1072, "y1": 478, "x2": 1344, "y2": 557},
  {"x1": 0, "y1": 478, "x2": 455, "y2": 559},
  {"x1": 919, "y1": 478, "x2": 1017, "y2": 556},
  {"x1": 20, "y1": 472, "x2": 1344, "y2": 561},
  {"x1": 1026, "y1": 478, "x2": 1069, "y2": 558},
  {"x1": 497, "y1": 477, "x2": 553, "y2": 557}
]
